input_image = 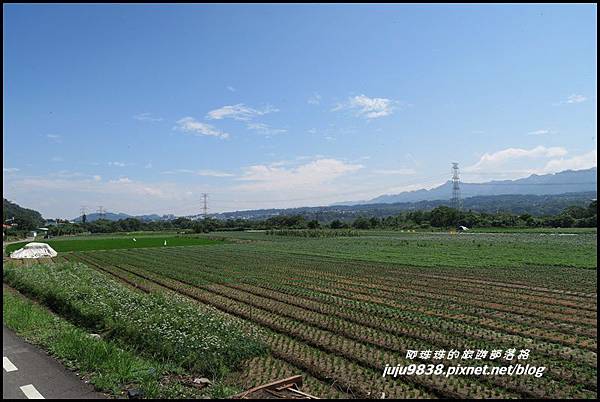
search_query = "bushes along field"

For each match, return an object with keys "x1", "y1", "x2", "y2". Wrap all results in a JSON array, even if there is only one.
[{"x1": 3, "y1": 261, "x2": 266, "y2": 378}]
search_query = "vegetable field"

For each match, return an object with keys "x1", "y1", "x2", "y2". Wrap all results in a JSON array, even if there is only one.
[
  {"x1": 5, "y1": 230, "x2": 597, "y2": 398},
  {"x1": 4, "y1": 235, "x2": 222, "y2": 254}
]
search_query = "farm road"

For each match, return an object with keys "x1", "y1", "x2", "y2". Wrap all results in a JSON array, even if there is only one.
[{"x1": 3, "y1": 325, "x2": 105, "y2": 399}]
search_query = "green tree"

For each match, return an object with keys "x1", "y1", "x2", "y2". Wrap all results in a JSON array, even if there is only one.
[
  {"x1": 307, "y1": 220, "x2": 320, "y2": 229},
  {"x1": 352, "y1": 217, "x2": 371, "y2": 230}
]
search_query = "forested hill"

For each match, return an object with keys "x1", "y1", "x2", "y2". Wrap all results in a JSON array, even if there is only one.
[
  {"x1": 3, "y1": 198, "x2": 45, "y2": 230},
  {"x1": 210, "y1": 191, "x2": 597, "y2": 222}
]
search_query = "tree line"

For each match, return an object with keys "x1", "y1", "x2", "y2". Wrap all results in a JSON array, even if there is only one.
[{"x1": 38, "y1": 200, "x2": 597, "y2": 236}]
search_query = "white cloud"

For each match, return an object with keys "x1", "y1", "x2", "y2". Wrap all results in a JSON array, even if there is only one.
[
  {"x1": 527, "y1": 129, "x2": 555, "y2": 136},
  {"x1": 161, "y1": 168, "x2": 234, "y2": 177},
  {"x1": 46, "y1": 134, "x2": 62, "y2": 143},
  {"x1": 206, "y1": 104, "x2": 278, "y2": 121},
  {"x1": 174, "y1": 117, "x2": 230, "y2": 139},
  {"x1": 538, "y1": 150, "x2": 597, "y2": 173},
  {"x1": 109, "y1": 177, "x2": 132, "y2": 184},
  {"x1": 466, "y1": 146, "x2": 568, "y2": 172},
  {"x1": 196, "y1": 169, "x2": 235, "y2": 177},
  {"x1": 51, "y1": 156, "x2": 64, "y2": 162},
  {"x1": 108, "y1": 161, "x2": 127, "y2": 167},
  {"x1": 307, "y1": 93, "x2": 321, "y2": 105},
  {"x1": 373, "y1": 168, "x2": 416, "y2": 175},
  {"x1": 2, "y1": 173, "x2": 210, "y2": 217},
  {"x1": 145, "y1": 162, "x2": 153, "y2": 169},
  {"x1": 566, "y1": 94, "x2": 587, "y2": 104},
  {"x1": 3, "y1": 167, "x2": 19, "y2": 173},
  {"x1": 133, "y1": 113, "x2": 163, "y2": 122},
  {"x1": 236, "y1": 158, "x2": 363, "y2": 191},
  {"x1": 462, "y1": 146, "x2": 596, "y2": 182},
  {"x1": 246, "y1": 122, "x2": 287, "y2": 136},
  {"x1": 227, "y1": 86, "x2": 236, "y2": 92},
  {"x1": 161, "y1": 169, "x2": 195, "y2": 175},
  {"x1": 333, "y1": 94, "x2": 398, "y2": 119}
]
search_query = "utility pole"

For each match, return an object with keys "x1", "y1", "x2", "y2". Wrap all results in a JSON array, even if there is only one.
[
  {"x1": 451, "y1": 162, "x2": 462, "y2": 211},
  {"x1": 97, "y1": 206, "x2": 106, "y2": 220},
  {"x1": 202, "y1": 194, "x2": 208, "y2": 220}
]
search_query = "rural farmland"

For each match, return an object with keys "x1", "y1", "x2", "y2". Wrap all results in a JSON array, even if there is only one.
[
  {"x1": 4, "y1": 230, "x2": 597, "y2": 398},
  {"x1": 3, "y1": 3, "x2": 597, "y2": 400}
]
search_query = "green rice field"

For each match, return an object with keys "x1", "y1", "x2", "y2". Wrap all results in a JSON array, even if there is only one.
[{"x1": 5, "y1": 235, "x2": 223, "y2": 254}]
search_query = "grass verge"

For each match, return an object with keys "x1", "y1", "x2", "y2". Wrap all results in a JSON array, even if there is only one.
[
  {"x1": 3, "y1": 260, "x2": 266, "y2": 379},
  {"x1": 3, "y1": 287, "x2": 214, "y2": 398}
]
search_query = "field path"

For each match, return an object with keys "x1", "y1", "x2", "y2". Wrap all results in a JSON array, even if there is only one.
[
  {"x1": 3, "y1": 325, "x2": 105, "y2": 399},
  {"x1": 2, "y1": 237, "x2": 34, "y2": 256}
]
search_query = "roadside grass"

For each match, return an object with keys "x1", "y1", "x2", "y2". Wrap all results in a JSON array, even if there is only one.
[
  {"x1": 3, "y1": 261, "x2": 267, "y2": 379},
  {"x1": 3, "y1": 287, "x2": 207, "y2": 398},
  {"x1": 5, "y1": 235, "x2": 223, "y2": 255}
]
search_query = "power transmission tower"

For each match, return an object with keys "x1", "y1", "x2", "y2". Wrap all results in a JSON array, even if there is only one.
[
  {"x1": 97, "y1": 206, "x2": 106, "y2": 220},
  {"x1": 202, "y1": 194, "x2": 208, "y2": 220},
  {"x1": 80, "y1": 206, "x2": 87, "y2": 224},
  {"x1": 451, "y1": 162, "x2": 462, "y2": 211}
]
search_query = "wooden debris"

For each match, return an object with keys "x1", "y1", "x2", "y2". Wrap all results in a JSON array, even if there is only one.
[{"x1": 232, "y1": 375, "x2": 319, "y2": 399}]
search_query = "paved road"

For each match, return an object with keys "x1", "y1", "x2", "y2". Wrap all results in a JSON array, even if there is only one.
[{"x1": 3, "y1": 326, "x2": 105, "y2": 399}]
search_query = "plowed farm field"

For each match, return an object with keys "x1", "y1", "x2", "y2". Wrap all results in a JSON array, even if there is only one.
[{"x1": 60, "y1": 231, "x2": 597, "y2": 399}]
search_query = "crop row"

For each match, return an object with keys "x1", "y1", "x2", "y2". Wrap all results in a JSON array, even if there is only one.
[
  {"x1": 77, "y1": 250, "x2": 597, "y2": 367},
  {"x1": 73, "y1": 253, "x2": 595, "y2": 398},
  {"x1": 103, "y1": 248, "x2": 597, "y2": 351}
]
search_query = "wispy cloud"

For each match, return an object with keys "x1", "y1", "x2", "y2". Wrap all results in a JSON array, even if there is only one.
[
  {"x1": 108, "y1": 161, "x2": 127, "y2": 167},
  {"x1": 566, "y1": 94, "x2": 587, "y2": 104},
  {"x1": 236, "y1": 158, "x2": 363, "y2": 191},
  {"x1": 466, "y1": 146, "x2": 568, "y2": 172},
  {"x1": 3, "y1": 167, "x2": 20, "y2": 173},
  {"x1": 333, "y1": 94, "x2": 398, "y2": 119},
  {"x1": 133, "y1": 113, "x2": 163, "y2": 122},
  {"x1": 46, "y1": 134, "x2": 62, "y2": 143},
  {"x1": 161, "y1": 169, "x2": 195, "y2": 175},
  {"x1": 307, "y1": 93, "x2": 321, "y2": 105},
  {"x1": 109, "y1": 177, "x2": 132, "y2": 184},
  {"x1": 539, "y1": 149, "x2": 596, "y2": 173},
  {"x1": 226, "y1": 86, "x2": 236, "y2": 92},
  {"x1": 527, "y1": 129, "x2": 556, "y2": 136},
  {"x1": 206, "y1": 104, "x2": 278, "y2": 121},
  {"x1": 161, "y1": 168, "x2": 234, "y2": 177},
  {"x1": 51, "y1": 156, "x2": 64, "y2": 162},
  {"x1": 174, "y1": 117, "x2": 230, "y2": 139},
  {"x1": 373, "y1": 168, "x2": 416, "y2": 175},
  {"x1": 197, "y1": 169, "x2": 235, "y2": 177},
  {"x1": 246, "y1": 122, "x2": 287, "y2": 137}
]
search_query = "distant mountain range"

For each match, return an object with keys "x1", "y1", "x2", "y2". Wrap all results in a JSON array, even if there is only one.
[
  {"x1": 210, "y1": 191, "x2": 597, "y2": 221},
  {"x1": 72, "y1": 212, "x2": 176, "y2": 223},
  {"x1": 336, "y1": 167, "x2": 597, "y2": 205},
  {"x1": 68, "y1": 167, "x2": 597, "y2": 222}
]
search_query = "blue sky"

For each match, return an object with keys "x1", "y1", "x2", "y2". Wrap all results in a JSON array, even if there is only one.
[{"x1": 3, "y1": 4, "x2": 597, "y2": 218}]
